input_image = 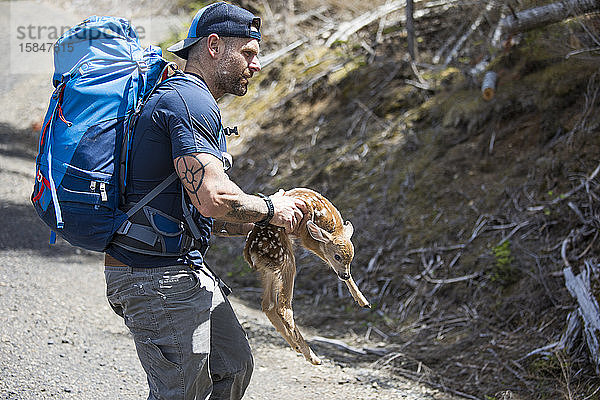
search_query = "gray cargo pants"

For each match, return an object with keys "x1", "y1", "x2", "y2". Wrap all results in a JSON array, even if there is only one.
[{"x1": 104, "y1": 264, "x2": 253, "y2": 400}]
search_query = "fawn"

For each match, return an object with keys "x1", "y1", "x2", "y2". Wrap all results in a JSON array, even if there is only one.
[{"x1": 243, "y1": 188, "x2": 370, "y2": 365}]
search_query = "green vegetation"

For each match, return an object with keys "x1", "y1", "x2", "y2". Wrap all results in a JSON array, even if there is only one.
[{"x1": 491, "y1": 240, "x2": 518, "y2": 286}]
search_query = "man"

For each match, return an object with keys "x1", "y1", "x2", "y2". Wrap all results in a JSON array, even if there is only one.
[{"x1": 104, "y1": 2, "x2": 306, "y2": 399}]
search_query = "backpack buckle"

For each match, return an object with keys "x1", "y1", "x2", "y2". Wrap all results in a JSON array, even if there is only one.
[
  {"x1": 99, "y1": 182, "x2": 107, "y2": 201},
  {"x1": 117, "y1": 220, "x2": 132, "y2": 235},
  {"x1": 137, "y1": 60, "x2": 148, "y2": 73}
]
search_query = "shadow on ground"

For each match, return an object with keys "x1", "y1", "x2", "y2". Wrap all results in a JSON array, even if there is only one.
[
  {"x1": 0, "y1": 122, "x2": 39, "y2": 161},
  {"x1": 0, "y1": 122, "x2": 83, "y2": 257},
  {"x1": 0, "y1": 200, "x2": 81, "y2": 256}
]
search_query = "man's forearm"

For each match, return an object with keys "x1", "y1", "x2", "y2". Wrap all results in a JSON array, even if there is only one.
[
  {"x1": 175, "y1": 153, "x2": 269, "y2": 223},
  {"x1": 216, "y1": 192, "x2": 270, "y2": 223}
]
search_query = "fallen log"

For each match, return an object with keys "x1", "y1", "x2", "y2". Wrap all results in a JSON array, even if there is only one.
[
  {"x1": 523, "y1": 261, "x2": 600, "y2": 370},
  {"x1": 563, "y1": 261, "x2": 600, "y2": 373},
  {"x1": 498, "y1": 0, "x2": 600, "y2": 36}
]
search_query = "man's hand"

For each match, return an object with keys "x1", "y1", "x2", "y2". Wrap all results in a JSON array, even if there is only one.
[{"x1": 269, "y1": 189, "x2": 307, "y2": 233}]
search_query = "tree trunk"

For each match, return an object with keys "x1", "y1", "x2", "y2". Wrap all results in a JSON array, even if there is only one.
[
  {"x1": 499, "y1": 0, "x2": 600, "y2": 36},
  {"x1": 406, "y1": 0, "x2": 416, "y2": 60}
]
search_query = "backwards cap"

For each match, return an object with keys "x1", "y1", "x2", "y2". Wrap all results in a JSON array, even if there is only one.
[{"x1": 167, "y1": 2, "x2": 261, "y2": 60}]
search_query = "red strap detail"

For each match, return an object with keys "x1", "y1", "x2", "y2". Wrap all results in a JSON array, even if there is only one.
[
  {"x1": 58, "y1": 84, "x2": 65, "y2": 103},
  {"x1": 57, "y1": 103, "x2": 71, "y2": 125},
  {"x1": 32, "y1": 184, "x2": 45, "y2": 203},
  {"x1": 56, "y1": 85, "x2": 71, "y2": 126},
  {"x1": 39, "y1": 118, "x2": 51, "y2": 148},
  {"x1": 32, "y1": 171, "x2": 51, "y2": 203}
]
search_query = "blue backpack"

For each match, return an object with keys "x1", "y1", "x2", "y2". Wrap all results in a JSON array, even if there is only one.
[{"x1": 31, "y1": 16, "x2": 193, "y2": 253}]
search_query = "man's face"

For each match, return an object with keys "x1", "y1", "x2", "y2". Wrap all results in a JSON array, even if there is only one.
[{"x1": 216, "y1": 37, "x2": 261, "y2": 96}]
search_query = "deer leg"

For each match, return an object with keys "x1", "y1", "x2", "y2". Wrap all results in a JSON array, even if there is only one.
[
  {"x1": 283, "y1": 310, "x2": 322, "y2": 365},
  {"x1": 278, "y1": 250, "x2": 297, "y2": 329},
  {"x1": 263, "y1": 307, "x2": 300, "y2": 350},
  {"x1": 260, "y1": 270, "x2": 304, "y2": 354},
  {"x1": 344, "y1": 276, "x2": 371, "y2": 308},
  {"x1": 265, "y1": 307, "x2": 322, "y2": 365},
  {"x1": 260, "y1": 269, "x2": 278, "y2": 312},
  {"x1": 276, "y1": 253, "x2": 322, "y2": 365}
]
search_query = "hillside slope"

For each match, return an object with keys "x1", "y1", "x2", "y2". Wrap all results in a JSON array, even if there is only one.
[{"x1": 205, "y1": 2, "x2": 600, "y2": 398}]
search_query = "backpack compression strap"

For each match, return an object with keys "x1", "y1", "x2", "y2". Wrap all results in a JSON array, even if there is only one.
[
  {"x1": 116, "y1": 172, "x2": 178, "y2": 245},
  {"x1": 115, "y1": 171, "x2": 203, "y2": 248}
]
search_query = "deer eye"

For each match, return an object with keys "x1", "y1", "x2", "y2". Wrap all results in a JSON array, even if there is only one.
[{"x1": 334, "y1": 254, "x2": 342, "y2": 262}]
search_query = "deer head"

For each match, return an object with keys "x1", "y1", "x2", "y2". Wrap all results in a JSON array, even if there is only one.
[{"x1": 306, "y1": 219, "x2": 354, "y2": 280}]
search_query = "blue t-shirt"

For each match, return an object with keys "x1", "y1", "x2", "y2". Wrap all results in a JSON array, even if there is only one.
[{"x1": 106, "y1": 74, "x2": 227, "y2": 268}]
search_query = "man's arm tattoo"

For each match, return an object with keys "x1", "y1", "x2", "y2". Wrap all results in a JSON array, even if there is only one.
[
  {"x1": 175, "y1": 154, "x2": 266, "y2": 223},
  {"x1": 175, "y1": 156, "x2": 207, "y2": 205}
]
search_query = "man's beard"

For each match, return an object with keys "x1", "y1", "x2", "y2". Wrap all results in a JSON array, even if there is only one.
[
  {"x1": 219, "y1": 73, "x2": 248, "y2": 96},
  {"x1": 216, "y1": 55, "x2": 249, "y2": 96}
]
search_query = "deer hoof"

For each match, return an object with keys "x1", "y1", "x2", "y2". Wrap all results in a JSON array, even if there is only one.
[{"x1": 308, "y1": 350, "x2": 322, "y2": 365}]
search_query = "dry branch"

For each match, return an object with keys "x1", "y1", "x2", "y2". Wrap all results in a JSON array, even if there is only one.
[
  {"x1": 325, "y1": 0, "x2": 407, "y2": 47},
  {"x1": 563, "y1": 262, "x2": 600, "y2": 372},
  {"x1": 311, "y1": 336, "x2": 389, "y2": 356},
  {"x1": 443, "y1": 1, "x2": 496, "y2": 65},
  {"x1": 496, "y1": 220, "x2": 530, "y2": 247},
  {"x1": 405, "y1": 78, "x2": 432, "y2": 90},
  {"x1": 326, "y1": 0, "x2": 461, "y2": 48},
  {"x1": 367, "y1": 246, "x2": 384, "y2": 273},
  {"x1": 261, "y1": 39, "x2": 306, "y2": 68},
  {"x1": 406, "y1": 0, "x2": 416, "y2": 60},
  {"x1": 527, "y1": 161, "x2": 600, "y2": 212},
  {"x1": 423, "y1": 272, "x2": 480, "y2": 285},
  {"x1": 497, "y1": 0, "x2": 600, "y2": 37}
]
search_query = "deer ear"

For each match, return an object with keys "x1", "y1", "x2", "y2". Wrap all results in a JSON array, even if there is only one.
[
  {"x1": 343, "y1": 221, "x2": 354, "y2": 239},
  {"x1": 307, "y1": 220, "x2": 331, "y2": 243}
]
